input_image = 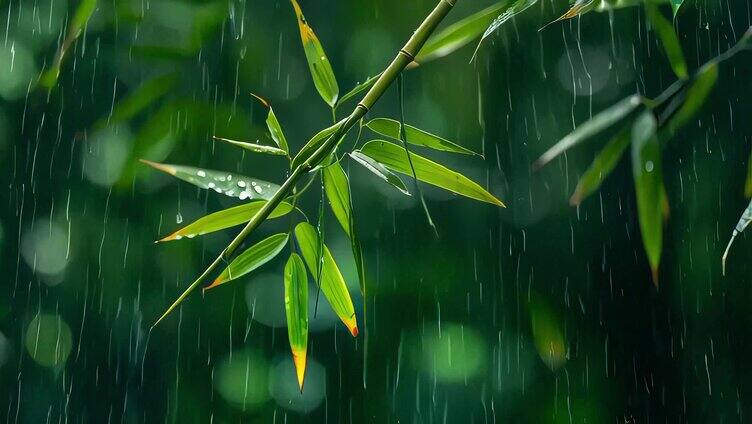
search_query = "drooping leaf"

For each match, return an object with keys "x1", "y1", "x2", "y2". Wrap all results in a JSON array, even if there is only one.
[
  {"x1": 106, "y1": 73, "x2": 178, "y2": 126},
  {"x1": 630, "y1": 111, "x2": 663, "y2": 285},
  {"x1": 140, "y1": 159, "x2": 280, "y2": 200},
  {"x1": 473, "y1": 0, "x2": 538, "y2": 59},
  {"x1": 570, "y1": 129, "x2": 631, "y2": 206},
  {"x1": 349, "y1": 151, "x2": 411, "y2": 196},
  {"x1": 545, "y1": 0, "x2": 598, "y2": 26},
  {"x1": 290, "y1": 0, "x2": 339, "y2": 107},
  {"x1": 722, "y1": 199, "x2": 752, "y2": 275},
  {"x1": 250, "y1": 93, "x2": 289, "y2": 154},
  {"x1": 40, "y1": 0, "x2": 98, "y2": 88},
  {"x1": 666, "y1": 62, "x2": 718, "y2": 134},
  {"x1": 212, "y1": 137, "x2": 287, "y2": 156},
  {"x1": 337, "y1": 74, "x2": 381, "y2": 109},
  {"x1": 284, "y1": 253, "x2": 309, "y2": 390},
  {"x1": 415, "y1": 2, "x2": 505, "y2": 64},
  {"x1": 206, "y1": 233, "x2": 289, "y2": 289},
  {"x1": 359, "y1": 140, "x2": 504, "y2": 207},
  {"x1": 534, "y1": 95, "x2": 643, "y2": 169},
  {"x1": 645, "y1": 0, "x2": 688, "y2": 80},
  {"x1": 322, "y1": 162, "x2": 352, "y2": 237},
  {"x1": 294, "y1": 222, "x2": 358, "y2": 336},
  {"x1": 291, "y1": 119, "x2": 346, "y2": 171},
  {"x1": 366, "y1": 118, "x2": 479, "y2": 155},
  {"x1": 670, "y1": 0, "x2": 683, "y2": 17},
  {"x1": 158, "y1": 201, "x2": 294, "y2": 242}
]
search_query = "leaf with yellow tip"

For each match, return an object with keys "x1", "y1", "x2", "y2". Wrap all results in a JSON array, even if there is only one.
[
  {"x1": 284, "y1": 253, "x2": 309, "y2": 391},
  {"x1": 250, "y1": 93, "x2": 289, "y2": 154},
  {"x1": 294, "y1": 222, "x2": 358, "y2": 337},
  {"x1": 205, "y1": 233, "x2": 289, "y2": 291}
]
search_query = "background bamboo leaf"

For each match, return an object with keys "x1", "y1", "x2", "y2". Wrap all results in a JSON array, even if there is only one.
[
  {"x1": 666, "y1": 62, "x2": 718, "y2": 133},
  {"x1": 645, "y1": 0, "x2": 688, "y2": 80},
  {"x1": 206, "y1": 233, "x2": 289, "y2": 289},
  {"x1": 322, "y1": 162, "x2": 352, "y2": 237},
  {"x1": 294, "y1": 222, "x2": 358, "y2": 337},
  {"x1": 473, "y1": 0, "x2": 538, "y2": 58},
  {"x1": 40, "y1": 0, "x2": 98, "y2": 88},
  {"x1": 336, "y1": 74, "x2": 381, "y2": 109},
  {"x1": 158, "y1": 201, "x2": 294, "y2": 242},
  {"x1": 359, "y1": 140, "x2": 504, "y2": 207},
  {"x1": 250, "y1": 93, "x2": 289, "y2": 154},
  {"x1": 415, "y1": 2, "x2": 504, "y2": 64},
  {"x1": 290, "y1": 0, "x2": 339, "y2": 107},
  {"x1": 534, "y1": 95, "x2": 643, "y2": 169},
  {"x1": 104, "y1": 73, "x2": 178, "y2": 126},
  {"x1": 630, "y1": 111, "x2": 663, "y2": 284},
  {"x1": 670, "y1": 0, "x2": 683, "y2": 16},
  {"x1": 291, "y1": 119, "x2": 346, "y2": 170},
  {"x1": 746, "y1": 151, "x2": 752, "y2": 198},
  {"x1": 212, "y1": 137, "x2": 288, "y2": 156},
  {"x1": 570, "y1": 129, "x2": 631, "y2": 206},
  {"x1": 140, "y1": 159, "x2": 280, "y2": 200},
  {"x1": 284, "y1": 253, "x2": 309, "y2": 390},
  {"x1": 366, "y1": 118, "x2": 478, "y2": 155},
  {"x1": 349, "y1": 151, "x2": 410, "y2": 195}
]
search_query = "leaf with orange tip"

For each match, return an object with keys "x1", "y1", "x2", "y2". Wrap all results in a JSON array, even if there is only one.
[
  {"x1": 250, "y1": 93, "x2": 289, "y2": 154},
  {"x1": 205, "y1": 233, "x2": 289, "y2": 290},
  {"x1": 284, "y1": 253, "x2": 309, "y2": 390}
]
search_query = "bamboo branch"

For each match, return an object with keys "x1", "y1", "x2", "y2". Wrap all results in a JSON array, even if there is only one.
[{"x1": 151, "y1": 0, "x2": 459, "y2": 329}]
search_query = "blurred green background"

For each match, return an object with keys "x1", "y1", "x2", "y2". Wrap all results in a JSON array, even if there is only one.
[{"x1": 1, "y1": 0, "x2": 751, "y2": 421}]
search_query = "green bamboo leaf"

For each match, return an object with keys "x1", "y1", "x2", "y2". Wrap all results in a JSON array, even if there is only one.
[
  {"x1": 40, "y1": 0, "x2": 98, "y2": 88},
  {"x1": 543, "y1": 0, "x2": 597, "y2": 27},
  {"x1": 212, "y1": 137, "x2": 288, "y2": 156},
  {"x1": 534, "y1": 95, "x2": 643, "y2": 169},
  {"x1": 206, "y1": 233, "x2": 289, "y2": 289},
  {"x1": 746, "y1": 151, "x2": 752, "y2": 198},
  {"x1": 140, "y1": 159, "x2": 280, "y2": 200},
  {"x1": 722, "y1": 199, "x2": 752, "y2": 275},
  {"x1": 366, "y1": 118, "x2": 479, "y2": 155},
  {"x1": 290, "y1": 0, "x2": 339, "y2": 107},
  {"x1": 670, "y1": 0, "x2": 683, "y2": 16},
  {"x1": 294, "y1": 222, "x2": 358, "y2": 337},
  {"x1": 666, "y1": 62, "x2": 718, "y2": 133},
  {"x1": 337, "y1": 74, "x2": 381, "y2": 109},
  {"x1": 349, "y1": 151, "x2": 411, "y2": 196},
  {"x1": 322, "y1": 162, "x2": 352, "y2": 237},
  {"x1": 645, "y1": 0, "x2": 688, "y2": 80},
  {"x1": 473, "y1": 0, "x2": 538, "y2": 59},
  {"x1": 630, "y1": 111, "x2": 663, "y2": 285},
  {"x1": 570, "y1": 129, "x2": 631, "y2": 206},
  {"x1": 158, "y1": 201, "x2": 293, "y2": 242},
  {"x1": 106, "y1": 74, "x2": 178, "y2": 126},
  {"x1": 284, "y1": 253, "x2": 309, "y2": 390},
  {"x1": 359, "y1": 140, "x2": 504, "y2": 207},
  {"x1": 291, "y1": 119, "x2": 346, "y2": 171},
  {"x1": 415, "y1": 2, "x2": 505, "y2": 64},
  {"x1": 251, "y1": 93, "x2": 289, "y2": 154}
]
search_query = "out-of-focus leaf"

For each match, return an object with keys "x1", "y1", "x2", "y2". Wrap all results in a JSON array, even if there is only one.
[
  {"x1": 415, "y1": 2, "x2": 504, "y2": 64},
  {"x1": 40, "y1": 0, "x2": 98, "y2": 88},
  {"x1": 666, "y1": 62, "x2": 718, "y2": 133},
  {"x1": 349, "y1": 151, "x2": 410, "y2": 196},
  {"x1": 206, "y1": 233, "x2": 289, "y2": 289},
  {"x1": 212, "y1": 137, "x2": 287, "y2": 156},
  {"x1": 366, "y1": 118, "x2": 478, "y2": 155},
  {"x1": 473, "y1": 0, "x2": 537, "y2": 58},
  {"x1": 291, "y1": 119, "x2": 346, "y2": 171},
  {"x1": 359, "y1": 140, "x2": 504, "y2": 207},
  {"x1": 158, "y1": 201, "x2": 294, "y2": 242},
  {"x1": 670, "y1": 0, "x2": 683, "y2": 16},
  {"x1": 722, "y1": 199, "x2": 752, "y2": 275},
  {"x1": 140, "y1": 159, "x2": 280, "y2": 200},
  {"x1": 294, "y1": 222, "x2": 358, "y2": 337},
  {"x1": 337, "y1": 74, "x2": 381, "y2": 109},
  {"x1": 251, "y1": 93, "x2": 289, "y2": 154},
  {"x1": 284, "y1": 253, "x2": 309, "y2": 390},
  {"x1": 104, "y1": 74, "x2": 178, "y2": 126},
  {"x1": 570, "y1": 129, "x2": 631, "y2": 206},
  {"x1": 534, "y1": 95, "x2": 643, "y2": 169},
  {"x1": 645, "y1": 1, "x2": 688, "y2": 80},
  {"x1": 746, "y1": 151, "x2": 752, "y2": 198},
  {"x1": 530, "y1": 296, "x2": 567, "y2": 371},
  {"x1": 322, "y1": 162, "x2": 351, "y2": 237},
  {"x1": 290, "y1": 0, "x2": 339, "y2": 107},
  {"x1": 630, "y1": 111, "x2": 663, "y2": 285}
]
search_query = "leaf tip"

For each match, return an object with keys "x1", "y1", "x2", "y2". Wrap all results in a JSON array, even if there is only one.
[
  {"x1": 292, "y1": 350, "x2": 307, "y2": 391},
  {"x1": 651, "y1": 267, "x2": 660, "y2": 288},
  {"x1": 139, "y1": 159, "x2": 177, "y2": 175},
  {"x1": 250, "y1": 92, "x2": 271, "y2": 108}
]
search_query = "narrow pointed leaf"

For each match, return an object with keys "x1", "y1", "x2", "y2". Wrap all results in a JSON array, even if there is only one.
[
  {"x1": 359, "y1": 140, "x2": 504, "y2": 207},
  {"x1": 284, "y1": 253, "x2": 309, "y2": 390},
  {"x1": 206, "y1": 233, "x2": 289, "y2": 289},
  {"x1": 322, "y1": 162, "x2": 352, "y2": 237},
  {"x1": 645, "y1": 1, "x2": 688, "y2": 80},
  {"x1": 337, "y1": 74, "x2": 381, "y2": 108},
  {"x1": 349, "y1": 151, "x2": 410, "y2": 196},
  {"x1": 666, "y1": 62, "x2": 718, "y2": 134},
  {"x1": 290, "y1": 0, "x2": 339, "y2": 107},
  {"x1": 251, "y1": 93, "x2": 289, "y2": 154},
  {"x1": 670, "y1": 0, "x2": 683, "y2": 17},
  {"x1": 722, "y1": 199, "x2": 752, "y2": 275},
  {"x1": 630, "y1": 111, "x2": 663, "y2": 284},
  {"x1": 534, "y1": 95, "x2": 643, "y2": 169},
  {"x1": 107, "y1": 74, "x2": 178, "y2": 125},
  {"x1": 570, "y1": 129, "x2": 631, "y2": 206},
  {"x1": 294, "y1": 222, "x2": 358, "y2": 336},
  {"x1": 473, "y1": 0, "x2": 537, "y2": 58},
  {"x1": 158, "y1": 201, "x2": 293, "y2": 242},
  {"x1": 40, "y1": 0, "x2": 98, "y2": 88},
  {"x1": 213, "y1": 137, "x2": 287, "y2": 156},
  {"x1": 746, "y1": 151, "x2": 752, "y2": 198},
  {"x1": 544, "y1": 0, "x2": 597, "y2": 27},
  {"x1": 140, "y1": 159, "x2": 280, "y2": 200},
  {"x1": 415, "y1": 2, "x2": 505, "y2": 64},
  {"x1": 366, "y1": 118, "x2": 478, "y2": 155},
  {"x1": 291, "y1": 119, "x2": 346, "y2": 171}
]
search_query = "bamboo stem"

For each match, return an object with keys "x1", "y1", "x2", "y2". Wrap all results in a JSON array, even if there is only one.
[{"x1": 152, "y1": 0, "x2": 458, "y2": 329}]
